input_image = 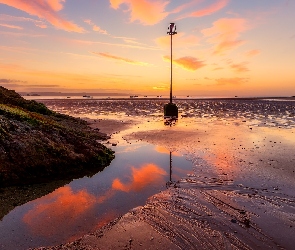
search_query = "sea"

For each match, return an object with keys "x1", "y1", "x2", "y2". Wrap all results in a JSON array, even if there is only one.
[{"x1": 1, "y1": 96, "x2": 295, "y2": 249}]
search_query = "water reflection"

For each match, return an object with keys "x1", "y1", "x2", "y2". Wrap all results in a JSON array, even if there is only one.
[
  {"x1": 164, "y1": 117, "x2": 177, "y2": 126},
  {"x1": 155, "y1": 146, "x2": 181, "y2": 156},
  {"x1": 0, "y1": 143, "x2": 193, "y2": 250},
  {"x1": 23, "y1": 187, "x2": 97, "y2": 237},
  {"x1": 112, "y1": 164, "x2": 167, "y2": 192},
  {"x1": 40, "y1": 99, "x2": 295, "y2": 129}
]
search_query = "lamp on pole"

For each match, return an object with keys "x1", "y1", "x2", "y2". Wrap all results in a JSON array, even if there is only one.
[
  {"x1": 167, "y1": 23, "x2": 177, "y2": 104},
  {"x1": 164, "y1": 23, "x2": 178, "y2": 120}
]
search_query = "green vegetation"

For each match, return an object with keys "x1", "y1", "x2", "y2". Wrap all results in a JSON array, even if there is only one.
[
  {"x1": 0, "y1": 86, "x2": 114, "y2": 188},
  {"x1": 0, "y1": 86, "x2": 52, "y2": 115}
]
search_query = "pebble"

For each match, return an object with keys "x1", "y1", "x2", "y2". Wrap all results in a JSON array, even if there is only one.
[{"x1": 231, "y1": 219, "x2": 237, "y2": 223}]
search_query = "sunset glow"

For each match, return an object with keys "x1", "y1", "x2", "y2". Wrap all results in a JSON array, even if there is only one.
[{"x1": 0, "y1": 0, "x2": 294, "y2": 97}]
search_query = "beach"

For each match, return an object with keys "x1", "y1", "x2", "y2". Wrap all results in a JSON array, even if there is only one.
[
  {"x1": 1, "y1": 98, "x2": 295, "y2": 249},
  {"x1": 1, "y1": 0, "x2": 294, "y2": 248}
]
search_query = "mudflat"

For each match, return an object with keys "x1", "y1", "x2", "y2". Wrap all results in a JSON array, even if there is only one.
[{"x1": 32, "y1": 98, "x2": 295, "y2": 249}]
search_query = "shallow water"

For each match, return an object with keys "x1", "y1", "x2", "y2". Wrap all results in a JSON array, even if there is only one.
[
  {"x1": 1, "y1": 99, "x2": 295, "y2": 249},
  {"x1": 0, "y1": 143, "x2": 193, "y2": 249},
  {"x1": 40, "y1": 99, "x2": 295, "y2": 128}
]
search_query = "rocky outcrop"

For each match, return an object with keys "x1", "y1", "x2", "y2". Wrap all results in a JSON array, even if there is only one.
[{"x1": 0, "y1": 86, "x2": 114, "y2": 187}]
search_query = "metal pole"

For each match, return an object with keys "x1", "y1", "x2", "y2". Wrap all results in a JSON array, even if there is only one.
[
  {"x1": 170, "y1": 33, "x2": 173, "y2": 104},
  {"x1": 169, "y1": 151, "x2": 172, "y2": 182}
]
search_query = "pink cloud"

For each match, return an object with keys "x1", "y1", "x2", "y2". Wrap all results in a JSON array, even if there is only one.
[
  {"x1": 109, "y1": 0, "x2": 169, "y2": 25},
  {"x1": 177, "y1": 0, "x2": 230, "y2": 20},
  {"x1": 170, "y1": 0, "x2": 203, "y2": 15},
  {"x1": 0, "y1": 23, "x2": 23, "y2": 29},
  {"x1": 73, "y1": 39, "x2": 159, "y2": 51},
  {"x1": 93, "y1": 25, "x2": 107, "y2": 34},
  {"x1": 0, "y1": 14, "x2": 47, "y2": 29},
  {"x1": 92, "y1": 52, "x2": 151, "y2": 66},
  {"x1": 245, "y1": 49, "x2": 260, "y2": 57},
  {"x1": 84, "y1": 19, "x2": 108, "y2": 34},
  {"x1": 202, "y1": 18, "x2": 249, "y2": 55},
  {"x1": 190, "y1": 0, "x2": 229, "y2": 17},
  {"x1": 163, "y1": 55, "x2": 206, "y2": 71},
  {"x1": 35, "y1": 23, "x2": 47, "y2": 29},
  {"x1": 0, "y1": 0, "x2": 83, "y2": 32}
]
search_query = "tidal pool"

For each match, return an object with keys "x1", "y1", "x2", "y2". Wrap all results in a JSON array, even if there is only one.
[{"x1": 0, "y1": 143, "x2": 193, "y2": 250}]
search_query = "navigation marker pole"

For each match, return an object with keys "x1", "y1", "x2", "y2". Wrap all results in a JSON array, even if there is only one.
[
  {"x1": 167, "y1": 23, "x2": 177, "y2": 104},
  {"x1": 164, "y1": 23, "x2": 178, "y2": 121}
]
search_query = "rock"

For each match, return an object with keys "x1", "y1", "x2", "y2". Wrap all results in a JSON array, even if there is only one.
[
  {"x1": 231, "y1": 219, "x2": 237, "y2": 223},
  {"x1": 0, "y1": 86, "x2": 115, "y2": 188}
]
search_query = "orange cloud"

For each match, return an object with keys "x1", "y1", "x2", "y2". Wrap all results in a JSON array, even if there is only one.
[
  {"x1": 92, "y1": 52, "x2": 151, "y2": 66},
  {"x1": 112, "y1": 164, "x2": 167, "y2": 192},
  {"x1": 155, "y1": 32, "x2": 199, "y2": 48},
  {"x1": 93, "y1": 25, "x2": 107, "y2": 34},
  {"x1": 84, "y1": 19, "x2": 108, "y2": 34},
  {"x1": 230, "y1": 62, "x2": 249, "y2": 73},
  {"x1": 23, "y1": 186, "x2": 96, "y2": 237},
  {"x1": 163, "y1": 55, "x2": 206, "y2": 71},
  {"x1": 215, "y1": 77, "x2": 249, "y2": 85},
  {"x1": 152, "y1": 85, "x2": 167, "y2": 90},
  {"x1": 0, "y1": 0, "x2": 83, "y2": 32},
  {"x1": 177, "y1": 0, "x2": 229, "y2": 20},
  {"x1": 245, "y1": 49, "x2": 260, "y2": 57},
  {"x1": 47, "y1": 0, "x2": 64, "y2": 11},
  {"x1": 202, "y1": 18, "x2": 249, "y2": 55},
  {"x1": 215, "y1": 40, "x2": 246, "y2": 54},
  {"x1": 0, "y1": 23, "x2": 23, "y2": 29},
  {"x1": 109, "y1": 0, "x2": 169, "y2": 25}
]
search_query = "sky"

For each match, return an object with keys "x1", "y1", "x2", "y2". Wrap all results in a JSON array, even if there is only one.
[{"x1": 0, "y1": 0, "x2": 294, "y2": 97}]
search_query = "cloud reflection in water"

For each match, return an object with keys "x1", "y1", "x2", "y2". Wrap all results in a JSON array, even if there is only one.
[
  {"x1": 112, "y1": 163, "x2": 167, "y2": 192},
  {"x1": 23, "y1": 187, "x2": 96, "y2": 237},
  {"x1": 22, "y1": 163, "x2": 168, "y2": 238}
]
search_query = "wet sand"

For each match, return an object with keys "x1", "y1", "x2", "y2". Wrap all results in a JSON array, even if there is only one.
[{"x1": 32, "y1": 99, "x2": 295, "y2": 249}]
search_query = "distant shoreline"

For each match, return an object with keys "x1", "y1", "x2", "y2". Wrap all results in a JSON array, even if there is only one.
[{"x1": 24, "y1": 96, "x2": 295, "y2": 101}]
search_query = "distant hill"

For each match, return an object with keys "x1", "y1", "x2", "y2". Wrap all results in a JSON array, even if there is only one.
[{"x1": 19, "y1": 91, "x2": 134, "y2": 96}]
